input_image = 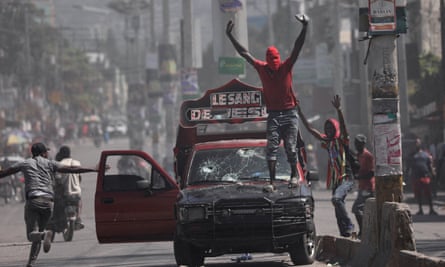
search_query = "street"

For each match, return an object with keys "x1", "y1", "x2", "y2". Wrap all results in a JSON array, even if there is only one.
[{"x1": 0, "y1": 137, "x2": 444, "y2": 266}]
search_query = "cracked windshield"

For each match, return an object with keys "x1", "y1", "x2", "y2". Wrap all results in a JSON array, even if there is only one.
[{"x1": 188, "y1": 147, "x2": 290, "y2": 185}]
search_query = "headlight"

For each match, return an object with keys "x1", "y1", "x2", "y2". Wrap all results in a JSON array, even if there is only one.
[{"x1": 179, "y1": 206, "x2": 206, "y2": 222}]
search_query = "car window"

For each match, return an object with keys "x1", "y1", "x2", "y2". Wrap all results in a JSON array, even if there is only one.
[
  {"x1": 102, "y1": 155, "x2": 168, "y2": 191},
  {"x1": 187, "y1": 147, "x2": 290, "y2": 185}
]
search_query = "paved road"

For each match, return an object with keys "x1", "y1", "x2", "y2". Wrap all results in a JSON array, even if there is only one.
[
  {"x1": 0, "y1": 138, "x2": 326, "y2": 267},
  {"x1": 0, "y1": 137, "x2": 444, "y2": 266}
]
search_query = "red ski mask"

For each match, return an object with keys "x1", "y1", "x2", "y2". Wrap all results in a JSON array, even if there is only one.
[{"x1": 266, "y1": 46, "x2": 281, "y2": 71}]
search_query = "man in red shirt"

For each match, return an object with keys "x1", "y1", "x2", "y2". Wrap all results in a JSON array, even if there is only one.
[
  {"x1": 226, "y1": 14, "x2": 308, "y2": 189},
  {"x1": 351, "y1": 134, "x2": 375, "y2": 238}
]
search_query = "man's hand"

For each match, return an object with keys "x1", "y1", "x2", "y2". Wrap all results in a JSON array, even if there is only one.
[
  {"x1": 295, "y1": 14, "x2": 309, "y2": 26},
  {"x1": 226, "y1": 20, "x2": 234, "y2": 36},
  {"x1": 332, "y1": 94, "x2": 341, "y2": 110}
]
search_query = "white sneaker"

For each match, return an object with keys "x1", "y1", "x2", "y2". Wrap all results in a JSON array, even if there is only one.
[
  {"x1": 43, "y1": 230, "x2": 52, "y2": 253},
  {"x1": 263, "y1": 184, "x2": 276, "y2": 193},
  {"x1": 289, "y1": 177, "x2": 299, "y2": 188}
]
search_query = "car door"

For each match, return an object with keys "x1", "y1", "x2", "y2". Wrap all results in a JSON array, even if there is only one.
[{"x1": 95, "y1": 150, "x2": 179, "y2": 243}]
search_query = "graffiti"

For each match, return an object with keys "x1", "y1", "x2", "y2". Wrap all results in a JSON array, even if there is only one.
[{"x1": 371, "y1": 68, "x2": 398, "y2": 98}]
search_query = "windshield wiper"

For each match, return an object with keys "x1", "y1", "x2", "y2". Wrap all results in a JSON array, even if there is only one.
[
  {"x1": 189, "y1": 179, "x2": 238, "y2": 185},
  {"x1": 238, "y1": 176, "x2": 269, "y2": 181}
]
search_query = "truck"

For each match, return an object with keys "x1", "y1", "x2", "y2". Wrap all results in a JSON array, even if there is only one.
[{"x1": 94, "y1": 79, "x2": 318, "y2": 266}]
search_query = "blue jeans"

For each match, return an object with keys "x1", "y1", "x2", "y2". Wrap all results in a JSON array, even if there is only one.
[
  {"x1": 266, "y1": 109, "x2": 299, "y2": 165},
  {"x1": 352, "y1": 189, "x2": 374, "y2": 234},
  {"x1": 332, "y1": 180, "x2": 354, "y2": 237}
]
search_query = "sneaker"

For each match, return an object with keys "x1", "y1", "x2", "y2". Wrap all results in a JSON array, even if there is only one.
[
  {"x1": 342, "y1": 232, "x2": 351, "y2": 237},
  {"x1": 429, "y1": 209, "x2": 438, "y2": 216},
  {"x1": 288, "y1": 177, "x2": 299, "y2": 188},
  {"x1": 75, "y1": 222, "x2": 85, "y2": 230},
  {"x1": 416, "y1": 210, "x2": 424, "y2": 215},
  {"x1": 263, "y1": 184, "x2": 276, "y2": 193},
  {"x1": 29, "y1": 231, "x2": 44, "y2": 242},
  {"x1": 342, "y1": 224, "x2": 354, "y2": 237},
  {"x1": 43, "y1": 230, "x2": 52, "y2": 253}
]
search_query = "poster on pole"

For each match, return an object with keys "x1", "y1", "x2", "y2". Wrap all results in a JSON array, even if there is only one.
[
  {"x1": 373, "y1": 118, "x2": 402, "y2": 176},
  {"x1": 368, "y1": 0, "x2": 396, "y2": 35}
]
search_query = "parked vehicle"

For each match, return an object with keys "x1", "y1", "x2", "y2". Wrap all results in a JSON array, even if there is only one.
[
  {"x1": 106, "y1": 120, "x2": 128, "y2": 137},
  {"x1": 0, "y1": 176, "x2": 14, "y2": 204},
  {"x1": 94, "y1": 79, "x2": 317, "y2": 266},
  {"x1": 0, "y1": 156, "x2": 26, "y2": 203}
]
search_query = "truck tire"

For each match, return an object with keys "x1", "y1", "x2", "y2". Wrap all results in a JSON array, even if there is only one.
[
  {"x1": 174, "y1": 235, "x2": 204, "y2": 267},
  {"x1": 289, "y1": 228, "x2": 316, "y2": 265}
]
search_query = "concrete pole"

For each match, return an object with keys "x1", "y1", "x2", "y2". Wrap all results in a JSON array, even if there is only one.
[
  {"x1": 182, "y1": 0, "x2": 193, "y2": 68},
  {"x1": 397, "y1": 34, "x2": 410, "y2": 133},
  {"x1": 441, "y1": 0, "x2": 445, "y2": 141},
  {"x1": 332, "y1": 1, "x2": 344, "y2": 99},
  {"x1": 369, "y1": 33, "x2": 404, "y2": 229},
  {"x1": 162, "y1": 0, "x2": 170, "y2": 44}
]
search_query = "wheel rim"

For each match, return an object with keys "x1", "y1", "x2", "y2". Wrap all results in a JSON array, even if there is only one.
[{"x1": 305, "y1": 231, "x2": 316, "y2": 257}]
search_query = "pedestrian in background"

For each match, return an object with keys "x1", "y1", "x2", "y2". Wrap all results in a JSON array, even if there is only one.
[
  {"x1": 226, "y1": 14, "x2": 308, "y2": 190},
  {"x1": 0, "y1": 142, "x2": 102, "y2": 267},
  {"x1": 49, "y1": 145, "x2": 84, "y2": 231},
  {"x1": 351, "y1": 134, "x2": 375, "y2": 238},
  {"x1": 407, "y1": 138, "x2": 438, "y2": 215},
  {"x1": 297, "y1": 95, "x2": 355, "y2": 237}
]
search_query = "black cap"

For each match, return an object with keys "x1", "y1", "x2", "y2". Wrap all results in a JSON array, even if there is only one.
[
  {"x1": 355, "y1": 134, "x2": 367, "y2": 144},
  {"x1": 31, "y1": 142, "x2": 50, "y2": 157}
]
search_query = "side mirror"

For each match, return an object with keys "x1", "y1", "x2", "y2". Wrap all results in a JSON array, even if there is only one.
[{"x1": 136, "y1": 180, "x2": 150, "y2": 190}]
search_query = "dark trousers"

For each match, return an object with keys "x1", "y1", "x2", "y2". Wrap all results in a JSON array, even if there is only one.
[{"x1": 24, "y1": 197, "x2": 53, "y2": 265}]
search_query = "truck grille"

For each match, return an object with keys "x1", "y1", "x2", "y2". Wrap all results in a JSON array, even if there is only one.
[{"x1": 208, "y1": 198, "x2": 308, "y2": 240}]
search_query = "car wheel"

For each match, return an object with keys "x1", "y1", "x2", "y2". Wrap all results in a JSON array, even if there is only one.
[
  {"x1": 174, "y1": 235, "x2": 204, "y2": 267},
  {"x1": 289, "y1": 227, "x2": 316, "y2": 265}
]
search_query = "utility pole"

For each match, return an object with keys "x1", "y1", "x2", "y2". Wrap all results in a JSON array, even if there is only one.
[
  {"x1": 366, "y1": 0, "x2": 405, "y2": 226},
  {"x1": 23, "y1": 0, "x2": 32, "y2": 101},
  {"x1": 108, "y1": 0, "x2": 151, "y2": 150},
  {"x1": 441, "y1": 0, "x2": 445, "y2": 141}
]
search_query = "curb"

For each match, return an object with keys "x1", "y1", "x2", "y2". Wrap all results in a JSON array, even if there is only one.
[{"x1": 317, "y1": 235, "x2": 445, "y2": 267}]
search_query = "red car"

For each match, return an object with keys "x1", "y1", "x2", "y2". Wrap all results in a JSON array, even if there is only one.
[{"x1": 94, "y1": 79, "x2": 317, "y2": 266}]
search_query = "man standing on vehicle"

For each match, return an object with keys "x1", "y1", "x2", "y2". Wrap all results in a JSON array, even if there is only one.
[
  {"x1": 225, "y1": 14, "x2": 308, "y2": 189},
  {"x1": 0, "y1": 142, "x2": 102, "y2": 267}
]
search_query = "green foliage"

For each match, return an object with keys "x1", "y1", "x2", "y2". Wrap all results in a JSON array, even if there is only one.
[
  {"x1": 418, "y1": 52, "x2": 441, "y2": 79},
  {"x1": 0, "y1": 1, "x2": 105, "y2": 114},
  {"x1": 410, "y1": 52, "x2": 442, "y2": 106}
]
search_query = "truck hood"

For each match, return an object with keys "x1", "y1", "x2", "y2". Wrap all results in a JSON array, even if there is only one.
[{"x1": 179, "y1": 181, "x2": 312, "y2": 204}]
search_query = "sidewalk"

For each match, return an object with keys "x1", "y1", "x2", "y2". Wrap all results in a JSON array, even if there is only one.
[{"x1": 402, "y1": 189, "x2": 445, "y2": 211}]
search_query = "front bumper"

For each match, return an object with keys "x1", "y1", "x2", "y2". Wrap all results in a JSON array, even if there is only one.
[{"x1": 177, "y1": 197, "x2": 314, "y2": 253}]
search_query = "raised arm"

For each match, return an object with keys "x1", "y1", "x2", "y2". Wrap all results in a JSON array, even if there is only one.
[
  {"x1": 331, "y1": 95, "x2": 348, "y2": 138},
  {"x1": 0, "y1": 166, "x2": 20, "y2": 179},
  {"x1": 58, "y1": 165, "x2": 101, "y2": 174},
  {"x1": 296, "y1": 104, "x2": 324, "y2": 141},
  {"x1": 289, "y1": 14, "x2": 308, "y2": 65},
  {"x1": 226, "y1": 20, "x2": 256, "y2": 66}
]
